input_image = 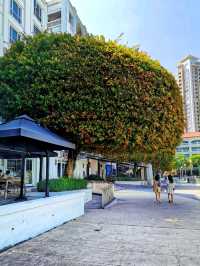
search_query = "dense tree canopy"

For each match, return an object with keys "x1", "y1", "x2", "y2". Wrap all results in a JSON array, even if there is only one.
[{"x1": 0, "y1": 33, "x2": 184, "y2": 163}]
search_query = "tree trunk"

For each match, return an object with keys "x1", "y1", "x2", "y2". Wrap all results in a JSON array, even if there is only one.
[
  {"x1": 86, "y1": 159, "x2": 90, "y2": 178},
  {"x1": 65, "y1": 149, "x2": 78, "y2": 177},
  {"x1": 97, "y1": 160, "x2": 101, "y2": 177},
  {"x1": 133, "y1": 163, "x2": 138, "y2": 178},
  {"x1": 116, "y1": 162, "x2": 119, "y2": 177}
]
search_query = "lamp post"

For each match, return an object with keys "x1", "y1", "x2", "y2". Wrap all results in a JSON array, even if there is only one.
[
  {"x1": 180, "y1": 166, "x2": 183, "y2": 179},
  {"x1": 183, "y1": 163, "x2": 186, "y2": 177}
]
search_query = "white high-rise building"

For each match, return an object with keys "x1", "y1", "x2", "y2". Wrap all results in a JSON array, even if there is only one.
[
  {"x1": 0, "y1": 0, "x2": 87, "y2": 56},
  {"x1": 47, "y1": 0, "x2": 87, "y2": 36},
  {"x1": 178, "y1": 55, "x2": 200, "y2": 132},
  {"x1": 0, "y1": 0, "x2": 47, "y2": 56}
]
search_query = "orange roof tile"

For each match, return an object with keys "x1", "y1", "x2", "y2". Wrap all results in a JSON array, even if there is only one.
[{"x1": 183, "y1": 132, "x2": 200, "y2": 139}]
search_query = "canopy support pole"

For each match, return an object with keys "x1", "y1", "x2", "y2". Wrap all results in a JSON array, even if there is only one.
[
  {"x1": 86, "y1": 159, "x2": 90, "y2": 178},
  {"x1": 16, "y1": 156, "x2": 27, "y2": 201},
  {"x1": 45, "y1": 152, "x2": 49, "y2": 197},
  {"x1": 39, "y1": 156, "x2": 43, "y2": 182},
  {"x1": 97, "y1": 160, "x2": 101, "y2": 177}
]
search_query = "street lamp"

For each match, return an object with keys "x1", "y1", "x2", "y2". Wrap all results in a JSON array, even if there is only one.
[{"x1": 180, "y1": 166, "x2": 183, "y2": 178}]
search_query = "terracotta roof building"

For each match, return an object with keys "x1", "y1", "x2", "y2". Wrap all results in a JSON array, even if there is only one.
[{"x1": 176, "y1": 131, "x2": 200, "y2": 157}]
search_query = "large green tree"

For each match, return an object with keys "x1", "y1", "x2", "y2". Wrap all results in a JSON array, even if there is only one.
[
  {"x1": 190, "y1": 154, "x2": 200, "y2": 176},
  {"x1": 171, "y1": 154, "x2": 186, "y2": 176},
  {"x1": 0, "y1": 33, "x2": 184, "y2": 175}
]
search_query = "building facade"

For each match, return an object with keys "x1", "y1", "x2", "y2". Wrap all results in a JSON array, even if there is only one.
[
  {"x1": 176, "y1": 132, "x2": 200, "y2": 158},
  {"x1": 0, "y1": 0, "x2": 47, "y2": 56},
  {"x1": 177, "y1": 55, "x2": 200, "y2": 132},
  {"x1": 47, "y1": 0, "x2": 87, "y2": 35},
  {"x1": 73, "y1": 153, "x2": 117, "y2": 180},
  {"x1": 0, "y1": 152, "x2": 68, "y2": 186},
  {"x1": 0, "y1": 0, "x2": 87, "y2": 186}
]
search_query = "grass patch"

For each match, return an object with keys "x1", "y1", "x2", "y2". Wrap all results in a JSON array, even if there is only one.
[{"x1": 37, "y1": 177, "x2": 88, "y2": 192}]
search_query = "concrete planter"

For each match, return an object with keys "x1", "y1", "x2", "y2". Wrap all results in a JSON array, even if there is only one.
[
  {"x1": 52, "y1": 189, "x2": 92, "y2": 203},
  {"x1": 89, "y1": 181, "x2": 114, "y2": 208},
  {"x1": 26, "y1": 189, "x2": 92, "y2": 204},
  {"x1": 0, "y1": 191, "x2": 86, "y2": 251}
]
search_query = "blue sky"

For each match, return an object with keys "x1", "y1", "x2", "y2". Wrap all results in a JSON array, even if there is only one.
[{"x1": 70, "y1": 0, "x2": 200, "y2": 74}]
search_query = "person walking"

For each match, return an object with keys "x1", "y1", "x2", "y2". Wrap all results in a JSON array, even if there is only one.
[
  {"x1": 167, "y1": 175, "x2": 175, "y2": 204},
  {"x1": 153, "y1": 174, "x2": 161, "y2": 203}
]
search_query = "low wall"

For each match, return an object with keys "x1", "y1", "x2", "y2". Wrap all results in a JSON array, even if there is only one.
[
  {"x1": 101, "y1": 185, "x2": 114, "y2": 208},
  {"x1": 26, "y1": 189, "x2": 92, "y2": 204},
  {"x1": 115, "y1": 181, "x2": 147, "y2": 185},
  {"x1": 55, "y1": 189, "x2": 92, "y2": 203},
  {"x1": 0, "y1": 192, "x2": 84, "y2": 251},
  {"x1": 89, "y1": 182, "x2": 114, "y2": 208}
]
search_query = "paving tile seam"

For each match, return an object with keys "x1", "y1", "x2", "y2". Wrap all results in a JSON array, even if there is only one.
[
  {"x1": 0, "y1": 250, "x2": 198, "y2": 261},
  {"x1": 72, "y1": 221, "x2": 200, "y2": 231}
]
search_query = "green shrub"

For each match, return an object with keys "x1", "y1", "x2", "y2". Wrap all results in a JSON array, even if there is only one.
[{"x1": 37, "y1": 177, "x2": 87, "y2": 192}]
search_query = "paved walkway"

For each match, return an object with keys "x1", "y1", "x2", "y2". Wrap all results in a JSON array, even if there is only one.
[{"x1": 1, "y1": 186, "x2": 200, "y2": 266}]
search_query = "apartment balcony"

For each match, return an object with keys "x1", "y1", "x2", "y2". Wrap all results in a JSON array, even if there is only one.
[
  {"x1": 47, "y1": 19, "x2": 61, "y2": 28},
  {"x1": 181, "y1": 142, "x2": 189, "y2": 146},
  {"x1": 49, "y1": 25, "x2": 61, "y2": 33}
]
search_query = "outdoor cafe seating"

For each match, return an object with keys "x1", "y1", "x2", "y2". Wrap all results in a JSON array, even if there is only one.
[
  {"x1": 0, "y1": 115, "x2": 75, "y2": 203},
  {"x1": 0, "y1": 170, "x2": 22, "y2": 200}
]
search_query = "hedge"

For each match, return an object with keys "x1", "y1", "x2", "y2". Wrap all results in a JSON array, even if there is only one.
[{"x1": 37, "y1": 177, "x2": 87, "y2": 192}]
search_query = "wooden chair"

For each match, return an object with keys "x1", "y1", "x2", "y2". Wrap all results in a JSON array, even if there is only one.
[{"x1": 2, "y1": 177, "x2": 20, "y2": 200}]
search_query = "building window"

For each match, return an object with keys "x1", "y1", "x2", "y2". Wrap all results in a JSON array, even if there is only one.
[
  {"x1": 192, "y1": 147, "x2": 200, "y2": 152},
  {"x1": 48, "y1": 11, "x2": 61, "y2": 22},
  {"x1": 33, "y1": 25, "x2": 41, "y2": 34},
  {"x1": 47, "y1": 11, "x2": 61, "y2": 32},
  {"x1": 69, "y1": 12, "x2": 73, "y2": 24},
  {"x1": 191, "y1": 140, "x2": 200, "y2": 145},
  {"x1": 26, "y1": 159, "x2": 33, "y2": 184},
  {"x1": 62, "y1": 163, "x2": 66, "y2": 176},
  {"x1": 69, "y1": 12, "x2": 74, "y2": 32},
  {"x1": 176, "y1": 147, "x2": 189, "y2": 152},
  {"x1": 57, "y1": 162, "x2": 61, "y2": 177},
  {"x1": 57, "y1": 161, "x2": 66, "y2": 177},
  {"x1": 34, "y1": 0, "x2": 42, "y2": 22},
  {"x1": 9, "y1": 26, "x2": 21, "y2": 43},
  {"x1": 10, "y1": 0, "x2": 22, "y2": 24},
  {"x1": 7, "y1": 159, "x2": 22, "y2": 176}
]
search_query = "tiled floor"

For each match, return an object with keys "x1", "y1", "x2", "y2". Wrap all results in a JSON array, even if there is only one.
[{"x1": 1, "y1": 186, "x2": 200, "y2": 265}]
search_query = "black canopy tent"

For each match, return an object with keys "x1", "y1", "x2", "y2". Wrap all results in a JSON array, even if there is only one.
[{"x1": 0, "y1": 115, "x2": 75, "y2": 199}]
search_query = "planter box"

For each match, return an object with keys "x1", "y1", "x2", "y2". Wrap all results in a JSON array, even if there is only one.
[
  {"x1": 0, "y1": 192, "x2": 85, "y2": 251},
  {"x1": 26, "y1": 189, "x2": 92, "y2": 204},
  {"x1": 89, "y1": 181, "x2": 114, "y2": 208},
  {"x1": 49, "y1": 189, "x2": 92, "y2": 203}
]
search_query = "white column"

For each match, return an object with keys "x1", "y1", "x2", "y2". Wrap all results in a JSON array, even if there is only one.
[
  {"x1": 61, "y1": 0, "x2": 68, "y2": 32},
  {"x1": 146, "y1": 163, "x2": 153, "y2": 185}
]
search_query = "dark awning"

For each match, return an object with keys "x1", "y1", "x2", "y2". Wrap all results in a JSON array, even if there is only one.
[
  {"x1": 0, "y1": 144, "x2": 57, "y2": 159},
  {"x1": 0, "y1": 115, "x2": 75, "y2": 199},
  {"x1": 0, "y1": 115, "x2": 75, "y2": 150}
]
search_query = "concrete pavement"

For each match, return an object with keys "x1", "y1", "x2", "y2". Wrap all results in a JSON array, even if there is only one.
[{"x1": 0, "y1": 185, "x2": 200, "y2": 266}]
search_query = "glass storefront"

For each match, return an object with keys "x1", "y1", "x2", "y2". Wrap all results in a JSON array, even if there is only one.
[
  {"x1": 7, "y1": 159, "x2": 33, "y2": 184},
  {"x1": 7, "y1": 159, "x2": 21, "y2": 177},
  {"x1": 25, "y1": 159, "x2": 33, "y2": 184},
  {"x1": 57, "y1": 161, "x2": 67, "y2": 177}
]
